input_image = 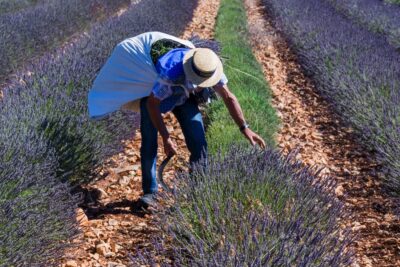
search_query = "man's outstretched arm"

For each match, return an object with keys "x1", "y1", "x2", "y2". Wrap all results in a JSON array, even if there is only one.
[{"x1": 213, "y1": 84, "x2": 266, "y2": 148}]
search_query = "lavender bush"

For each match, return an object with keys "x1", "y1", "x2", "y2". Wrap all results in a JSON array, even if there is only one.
[
  {"x1": 0, "y1": 0, "x2": 197, "y2": 264},
  {"x1": 326, "y1": 0, "x2": 400, "y2": 49},
  {"x1": 2, "y1": 0, "x2": 197, "y2": 184},
  {"x1": 137, "y1": 147, "x2": 352, "y2": 266},
  {"x1": 263, "y1": 0, "x2": 400, "y2": 195},
  {"x1": 0, "y1": 128, "x2": 80, "y2": 266},
  {"x1": 0, "y1": 0, "x2": 131, "y2": 82},
  {"x1": 0, "y1": 0, "x2": 49, "y2": 14},
  {"x1": 385, "y1": 0, "x2": 400, "y2": 5}
]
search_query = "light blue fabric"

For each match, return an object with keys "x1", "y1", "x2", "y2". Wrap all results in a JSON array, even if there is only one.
[
  {"x1": 88, "y1": 32, "x2": 228, "y2": 118},
  {"x1": 88, "y1": 32, "x2": 194, "y2": 118}
]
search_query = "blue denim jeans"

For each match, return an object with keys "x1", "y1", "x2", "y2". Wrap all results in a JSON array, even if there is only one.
[{"x1": 140, "y1": 96, "x2": 207, "y2": 194}]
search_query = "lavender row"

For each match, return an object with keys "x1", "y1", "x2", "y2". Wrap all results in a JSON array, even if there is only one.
[
  {"x1": 2, "y1": 0, "x2": 196, "y2": 183},
  {"x1": 0, "y1": 0, "x2": 197, "y2": 264},
  {"x1": 0, "y1": 0, "x2": 130, "y2": 83},
  {"x1": 386, "y1": 0, "x2": 400, "y2": 5},
  {"x1": 136, "y1": 148, "x2": 352, "y2": 266},
  {"x1": 263, "y1": 0, "x2": 400, "y2": 194},
  {"x1": 326, "y1": 0, "x2": 400, "y2": 49},
  {"x1": 0, "y1": 124, "x2": 80, "y2": 265},
  {"x1": 0, "y1": 0, "x2": 49, "y2": 14}
]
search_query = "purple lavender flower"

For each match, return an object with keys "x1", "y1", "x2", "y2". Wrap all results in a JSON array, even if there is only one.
[
  {"x1": 264, "y1": 0, "x2": 400, "y2": 195},
  {"x1": 0, "y1": 0, "x2": 131, "y2": 82},
  {"x1": 0, "y1": 0, "x2": 49, "y2": 15},
  {"x1": 326, "y1": 0, "x2": 400, "y2": 49},
  {"x1": 135, "y1": 147, "x2": 352, "y2": 266},
  {"x1": 0, "y1": 0, "x2": 198, "y2": 264}
]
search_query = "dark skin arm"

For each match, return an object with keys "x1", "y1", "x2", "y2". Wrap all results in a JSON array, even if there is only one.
[
  {"x1": 146, "y1": 93, "x2": 178, "y2": 156},
  {"x1": 146, "y1": 84, "x2": 266, "y2": 157}
]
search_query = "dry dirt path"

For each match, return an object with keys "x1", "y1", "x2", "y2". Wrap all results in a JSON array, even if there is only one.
[
  {"x1": 60, "y1": 1, "x2": 220, "y2": 266},
  {"x1": 243, "y1": 0, "x2": 400, "y2": 266}
]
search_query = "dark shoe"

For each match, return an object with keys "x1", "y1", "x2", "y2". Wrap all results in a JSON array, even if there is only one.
[{"x1": 139, "y1": 193, "x2": 158, "y2": 208}]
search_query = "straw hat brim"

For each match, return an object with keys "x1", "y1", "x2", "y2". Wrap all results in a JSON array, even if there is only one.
[{"x1": 183, "y1": 48, "x2": 223, "y2": 88}]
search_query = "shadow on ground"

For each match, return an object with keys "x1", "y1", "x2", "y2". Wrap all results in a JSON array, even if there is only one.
[{"x1": 73, "y1": 187, "x2": 152, "y2": 219}]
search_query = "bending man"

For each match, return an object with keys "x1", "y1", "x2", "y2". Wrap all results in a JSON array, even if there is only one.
[{"x1": 88, "y1": 32, "x2": 265, "y2": 207}]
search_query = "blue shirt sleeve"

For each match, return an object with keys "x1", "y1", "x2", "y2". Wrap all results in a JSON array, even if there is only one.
[
  {"x1": 156, "y1": 48, "x2": 189, "y2": 82},
  {"x1": 152, "y1": 82, "x2": 173, "y2": 101},
  {"x1": 217, "y1": 73, "x2": 228, "y2": 86}
]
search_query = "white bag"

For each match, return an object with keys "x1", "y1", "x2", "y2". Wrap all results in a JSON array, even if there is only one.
[{"x1": 88, "y1": 31, "x2": 194, "y2": 118}]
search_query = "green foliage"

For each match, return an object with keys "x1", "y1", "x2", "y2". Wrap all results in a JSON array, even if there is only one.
[
  {"x1": 206, "y1": 0, "x2": 279, "y2": 154},
  {"x1": 150, "y1": 39, "x2": 188, "y2": 65},
  {"x1": 136, "y1": 1, "x2": 351, "y2": 265},
  {"x1": 385, "y1": 0, "x2": 400, "y2": 5}
]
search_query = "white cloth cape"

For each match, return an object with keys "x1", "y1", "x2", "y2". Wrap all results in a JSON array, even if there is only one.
[{"x1": 88, "y1": 31, "x2": 194, "y2": 118}]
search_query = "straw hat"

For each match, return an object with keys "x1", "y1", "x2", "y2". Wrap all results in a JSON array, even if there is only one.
[{"x1": 183, "y1": 48, "x2": 223, "y2": 87}]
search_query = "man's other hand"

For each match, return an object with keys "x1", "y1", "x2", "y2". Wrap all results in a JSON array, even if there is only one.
[{"x1": 163, "y1": 137, "x2": 178, "y2": 156}]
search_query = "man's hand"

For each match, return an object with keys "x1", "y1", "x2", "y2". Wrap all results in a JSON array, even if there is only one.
[
  {"x1": 214, "y1": 84, "x2": 267, "y2": 149},
  {"x1": 146, "y1": 93, "x2": 179, "y2": 156},
  {"x1": 163, "y1": 136, "x2": 178, "y2": 157},
  {"x1": 242, "y1": 128, "x2": 266, "y2": 149}
]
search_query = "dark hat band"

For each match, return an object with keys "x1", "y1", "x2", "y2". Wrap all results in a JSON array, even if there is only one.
[{"x1": 191, "y1": 60, "x2": 216, "y2": 78}]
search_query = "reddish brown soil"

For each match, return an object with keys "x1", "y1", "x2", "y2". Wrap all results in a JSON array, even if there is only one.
[
  {"x1": 243, "y1": 0, "x2": 400, "y2": 266},
  {"x1": 60, "y1": 1, "x2": 220, "y2": 266}
]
